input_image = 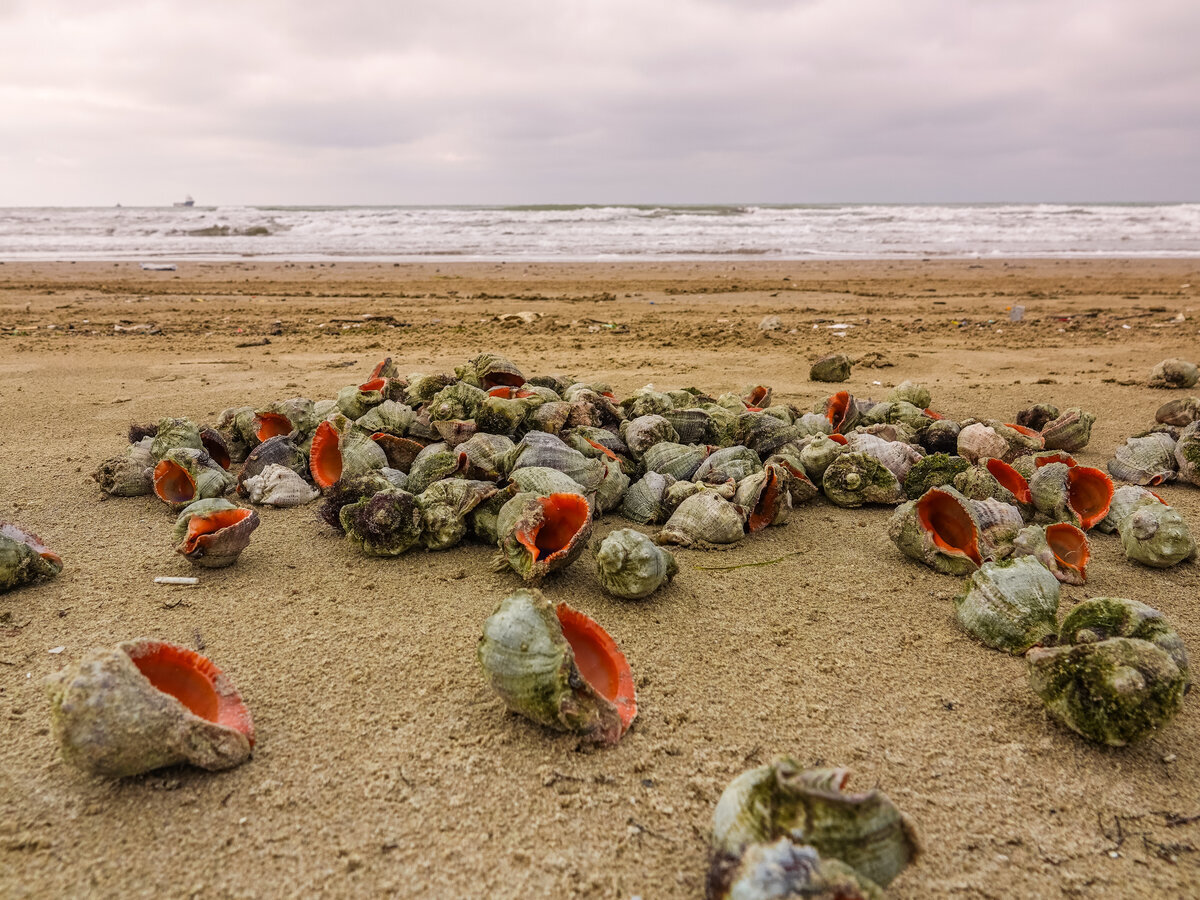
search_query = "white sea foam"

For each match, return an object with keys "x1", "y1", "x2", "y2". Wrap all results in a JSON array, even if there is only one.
[{"x1": 0, "y1": 203, "x2": 1197, "y2": 260}]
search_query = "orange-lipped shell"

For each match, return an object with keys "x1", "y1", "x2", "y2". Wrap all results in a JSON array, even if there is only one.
[
  {"x1": 1004, "y1": 423, "x2": 1046, "y2": 447},
  {"x1": 746, "y1": 465, "x2": 783, "y2": 533},
  {"x1": 310, "y1": 420, "x2": 343, "y2": 488},
  {"x1": 1036, "y1": 451, "x2": 1076, "y2": 468},
  {"x1": 1046, "y1": 522, "x2": 1089, "y2": 580},
  {"x1": 153, "y1": 459, "x2": 197, "y2": 504},
  {"x1": 359, "y1": 376, "x2": 386, "y2": 393},
  {"x1": 497, "y1": 491, "x2": 594, "y2": 582},
  {"x1": 555, "y1": 603, "x2": 637, "y2": 735},
  {"x1": 828, "y1": 433, "x2": 849, "y2": 446},
  {"x1": 254, "y1": 412, "x2": 293, "y2": 443},
  {"x1": 180, "y1": 506, "x2": 255, "y2": 555},
  {"x1": 917, "y1": 488, "x2": 982, "y2": 566},
  {"x1": 985, "y1": 458, "x2": 1031, "y2": 505},
  {"x1": 1068, "y1": 466, "x2": 1114, "y2": 530},
  {"x1": 518, "y1": 493, "x2": 591, "y2": 563},
  {"x1": 487, "y1": 386, "x2": 538, "y2": 400},
  {"x1": 824, "y1": 391, "x2": 855, "y2": 434}
]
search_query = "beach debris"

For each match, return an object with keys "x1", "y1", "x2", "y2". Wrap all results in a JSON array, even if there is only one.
[
  {"x1": 954, "y1": 556, "x2": 1060, "y2": 653},
  {"x1": 45, "y1": 638, "x2": 255, "y2": 776},
  {"x1": 594, "y1": 528, "x2": 677, "y2": 599},
  {"x1": 1148, "y1": 358, "x2": 1199, "y2": 389},
  {"x1": 758, "y1": 315, "x2": 781, "y2": 332},
  {"x1": 139, "y1": 263, "x2": 177, "y2": 271},
  {"x1": 477, "y1": 589, "x2": 635, "y2": 745},
  {"x1": 809, "y1": 354, "x2": 852, "y2": 383},
  {"x1": 0, "y1": 522, "x2": 63, "y2": 593},
  {"x1": 153, "y1": 576, "x2": 199, "y2": 585}
]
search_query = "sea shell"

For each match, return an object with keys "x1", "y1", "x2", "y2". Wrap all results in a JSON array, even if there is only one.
[
  {"x1": 918, "y1": 418, "x2": 960, "y2": 455},
  {"x1": 1148, "y1": 358, "x2": 1199, "y2": 389},
  {"x1": 887, "y1": 380, "x2": 931, "y2": 409},
  {"x1": 810, "y1": 354, "x2": 852, "y2": 383},
  {"x1": 1028, "y1": 463, "x2": 1113, "y2": 530},
  {"x1": 236, "y1": 434, "x2": 308, "y2": 494},
  {"x1": 593, "y1": 456, "x2": 631, "y2": 514},
  {"x1": 45, "y1": 638, "x2": 254, "y2": 777},
  {"x1": 475, "y1": 396, "x2": 528, "y2": 437},
  {"x1": 621, "y1": 472, "x2": 677, "y2": 525},
  {"x1": 903, "y1": 453, "x2": 969, "y2": 500},
  {"x1": 1118, "y1": 495, "x2": 1197, "y2": 569},
  {"x1": 509, "y1": 466, "x2": 589, "y2": 502},
  {"x1": 889, "y1": 486, "x2": 1023, "y2": 575},
  {"x1": 641, "y1": 442, "x2": 714, "y2": 482},
  {"x1": 822, "y1": 453, "x2": 905, "y2": 508},
  {"x1": 1060, "y1": 597, "x2": 1190, "y2": 679},
  {"x1": 565, "y1": 388, "x2": 624, "y2": 430},
  {"x1": 699, "y1": 402, "x2": 743, "y2": 445},
  {"x1": 662, "y1": 408, "x2": 719, "y2": 444},
  {"x1": 93, "y1": 438, "x2": 155, "y2": 497},
  {"x1": 0, "y1": 521, "x2": 63, "y2": 593},
  {"x1": 1015, "y1": 403, "x2": 1060, "y2": 432},
  {"x1": 735, "y1": 463, "x2": 792, "y2": 531},
  {"x1": 355, "y1": 399, "x2": 417, "y2": 437},
  {"x1": 241, "y1": 463, "x2": 320, "y2": 507},
  {"x1": 708, "y1": 838, "x2": 884, "y2": 900},
  {"x1": 459, "y1": 433, "x2": 517, "y2": 482},
  {"x1": 1011, "y1": 450, "x2": 1077, "y2": 480},
  {"x1": 1107, "y1": 433, "x2": 1178, "y2": 485},
  {"x1": 431, "y1": 418, "x2": 478, "y2": 446},
  {"x1": 696, "y1": 445, "x2": 764, "y2": 485},
  {"x1": 405, "y1": 441, "x2": 469, "y2": 495},
  {"x1": 711, "y1": 757, "x2": 919, "y2": 890},
  {"x1": 309, "y1": 419, "x2": 389, "y2": 489},
  {"x1": 858, "y1": 400, "x2": 932, "y2": 433},
  {"x1": 526, "y1": 373, "x2": 572, "y2": 394},
  {"x1": 503, "y1": 432, "x2": 607, "y2": 491},
  {"x1": 467, "y1": 483, "x2": 519, "y2": 545},
  {"x1": 1095, "y1": 484, "x2": 1164, "y2": 534},
  {"x1": 822, "y1": 391, "x2": 859, "y2": 434},
  {"x1": 842, "y1": 432, "x2": 923, "y2": 482},
  {"x1": 173, "y1": 499, "x2": 260, "y2": 568},
  {"x1": 427, "y1": 381, "x2": 487, "y2": 423},
  {"x1": 794, "y1": 412, "x2": 833, "y2": 438},
  {"x1": 739, "y1": 414, "x2": 802, "y2": 459},
  {"x1": 657, "y1": 490, "x2": 746, "y2": 546},
  {"x1": 316, "y1": 472, "x2": 398, "y2": 532},
  {"x1": 417, "y1": 479, "x2": 499, "y2": 550},
  {"x1": 1155, "y1": 396, "x2": 1200, "y2": 426},
  {"x1": 563, "y1": 425, "x2": 630, "y2": 462},
  {"x1": 477, "y1": 589, "x2": 635, "y2": 745},
  {"x1": 254, "y1": 398, "x2": 319, "y2": 442},
  {"x1": 372, "y1": 434, "x2": 429, "y2": 473},
  {"x1": 1011, "y1": 523, "x2": 1090, "y2": 585},
  {"x1": 956, "y1": 422, "x2": 1008, "y2": 464},
  {"x1": 215, "y1": 406, "x2": 258, "y2": 462},
  {"x1": 954, "y1": 557, "x2": 1060, "y2": 653},
  {"x1": 494, "y1": 492, "x2": 594, "y2": 582},
  {"x1": 152, "y1": 448, "x2": 236, "y2": 510},
  {"x1": 1040, "y1": 408, "x2": 1095, "y2": 452},
  {"x1": 952, "y1": 458, "x2": 1033, "y2": 518},
  {"x1": 524, "y1": 399, "x2": 572, "y2": 434},
  {"x1": 594, "y1": 529, "x2": 678, "y2": 599},
  {"x1": 1174, "y1": 421, "x2": 1200, "y2": 485},
  {"x1": 336, "y1": 380, "x2": 386, "y2": 420},
  {"x1": 763, "y1": 453, "x2": 820, "y2": 505},
  {"x1": 624, "y1": 387, "x2": 675, "y2": 419},
  {"x1": 456, "y1": 352, "x2": 525, "y2": 390},
  {"x1": 798, "y1": 434, "x2": 846, "y2": 482},
  {"x1": 339, "y1": 489, "x2": 423, "y2": 556}
]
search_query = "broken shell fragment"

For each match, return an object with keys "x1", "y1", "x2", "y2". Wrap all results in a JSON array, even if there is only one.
[
  {"x1": 810, "y1": 354, "x2": 852, "y2": 383},
  {"x1": 954, "y1": 557, "x2": 1060, "y2": 654},
  {"x1": 0, "y1": 521, "x2": 63, "y2": 593},
  {"x1": 711, "y1": 756, "x2": 919, "y2": 890},
  {"x1": 594, "y1": 528, "x2": 678, "y2": 599},
  {"x1": 241, "y1": 464, "x2": 319, "y2": 507},
  {"x1": 1107, "y1": 433, "x2": 1178, "y2": 485},
  {"x1": 1011, "y1": 523, "x2": 1090, "y2": 585},
  {"x1": 494, "y1": 492, "x2": 594, "y2": 582},
  {"x1": 477, "y1": 589, "x2": 635, "y2": 745},
  {"x1": 173, "y1": 499, "x2": 260, "y2": 568},
  {"x1": 1148, "y1": 358, "x2": 1199, "y2": 389},
  {"x1": 1028, "y1": 463, "x2": 1113, "y2": 530},
  {"x1": 45, "y1": 638, "x2": 255, "y2": 777}
]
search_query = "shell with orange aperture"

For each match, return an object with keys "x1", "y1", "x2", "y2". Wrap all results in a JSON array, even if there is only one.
[
  {"x1": 1029, "y1": 463, "x2": 1114, "y2": 531},
  {"x1": 477, "y1": 589, "x2": 635, "y2": 745},
  {"x1": 493, "y1": 491, "x2": 594, "y2": 583},
  {"x1": 889, "y1": 486, "x2": 1023, "y2": 575},
  {"x1": 0, "y1": 521, "x2": 63, "y2": 593},
  {"x1": 45, "y1": 638, "x2": 255, "y2": 777},
  {"x1": 1012, "y1": 523, "x2": 1091, "y2": 585},
  {"x1": 172, "y1": 499, "x2": 260, "y2": 568}
]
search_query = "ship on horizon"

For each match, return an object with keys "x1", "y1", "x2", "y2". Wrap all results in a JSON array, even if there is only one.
[{"x1": 172, "y1": 195, "x2": 195, "y2": 207}]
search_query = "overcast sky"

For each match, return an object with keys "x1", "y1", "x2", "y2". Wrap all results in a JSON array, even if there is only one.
[{"x1": 1, "y1": 0, "x2": 1197, "y2": 206}]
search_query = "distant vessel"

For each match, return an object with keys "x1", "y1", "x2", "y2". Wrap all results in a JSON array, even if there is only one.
[{"x1": 172, "y1": 195, "x2": 195, "y2": 207}]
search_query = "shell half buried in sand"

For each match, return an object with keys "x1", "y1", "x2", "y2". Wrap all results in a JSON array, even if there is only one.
[
  {"x1": 477, "y1": 589, "x2": 635, "y2": 745},
  {"x1": 45, "y1": 638, "x2": 255, "y2": 777}
]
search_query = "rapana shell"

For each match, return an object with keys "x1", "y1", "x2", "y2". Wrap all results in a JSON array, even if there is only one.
[
  {"x1": 621, "y1": 472, "x2": 677, "y2": 525},
  {"x1": 1118, "y1": 496, "x2": 1198, "y2": 569},
  {"x1": 1029, "y1": 463, "x2": 1113, "y2": 530},
  {"x1": 0, "y1": 521, "x2": 63, "y2": 593},
  {"x1": 45, "y1": 638, "x2": 254, "y2": 777},
  {"x1": 1060, "y1": 596, "x2": 1190, "y2": 680},
  {"x1": 1107, "y1": 433, "x2": 1178, "y2": 485},
  {"x1": 317, "y1": 471, "x2": 398, "y2": 533},
  {"x1": 242, "y1": 463, "x2": 320, "y2": 507},
  {"x1": 417, "y1": 480, "x2": 499, "y2": 551},
  {"x1": 918, "y1": 419, "x2": 961, "y2": 455},
  {"x1": 1155, "y1": 396, "x2": 1200, "y2": 427},
  {"x1": 173, "y1": 499, "x2": 260, "y2": 568},
  {"x1": 887, "y1": 380, "x2": 931, "y2": 409},
  {"x1": 822, "y1": 453, "x2": 905, "y2": 508},
  {"x1": 954, "y1": 557, "x2": 1060, "y2": 653},
  {"x1": 889, "y1": 486, "x2": 1023, "y2": 575},
  {"x1": 93, "y1": 438, "x2": 154, "y2": 497},
  {"x1": 503, "y1": 432, "x2": 606, "y2": 491},
  {"x1": 494, "y1": 492, "x2": 594, "y2": 582},
  {"x1": 641, "y1": 441, "x2": 713, "y2": 482},
  {"x1": 1015, "y1": 403, "x2": 1060, "y2": 432},
  {"x1": 842, "y1": 432, "x2": 923, "y2": 482},
  {"x1": 708, "y1": 838, "x2": 884, "y2": 900},
  {"x1": 1011, "y1": 523, "x2": 1090, "y2": 585},
  {"x1": 656, "y1": 490, "x2": 746, "y2": 546},
  {"x1": 1148, "y1": 358, "x2": 1199, "y2": 389},
  {"x1": 459, "y1": 433, "x2": 517, "y2": 482},
  {"x1": 810, "y1": 353, "x2": 852, "y2": 383},
  {"x1": 149, "y1": 417, "x2": 204, "y2": 462},
  {"x1": 236, "y1": 434, "x2": 308, "y2": 495},
  {"x1": 455, "y1": 352, "x2": 525, "y2": 390},
  {"x1": 735, "y1": 464, "x2": 793, "y2": 531},
  {"x1": 404, "y1": 441, "x2": 468, "y2": 495},
  {"x1": 696, "y1": 445, "x2": 763, "y2": 485},
  {"x1": 477, "y1": 589, "x2": 635, "y2": 745},
  {"x1": 1040, "y1": 408, "x2": 1094, "y2": 452},
  {"x1": 903, "y1": 453, "x2": 969, "y2": 500},
  {"x1": 215, "y1": 406, "x2": 259, "y2": 462},
  {"x1": 355, "y1": 399, "x2": 416, "y2": 437},
  {"x1": 953, "y1": 459, "x2": 1033, "y2": 518},
  {"x1": 253, "y1": 397, "x2": 319, "y2": 442},
  {"x1": 309, "y1": 419, "x2": 389, "y2": 489},
  {"x1": 594, "y1": 528, "x2": 678, "y2": 599},
  {"x1": 152, "y1": 448, "x2": 236, "y2": 511},
  {"x1": 339, "y1": 489, "x2": 423, "y2": 557},
  {"x1": 622, "y1": 415, "x2": 680, "y2": 458},
  {"x1": 956, "y1": 423, "x2": 1009, "y2": 464},
  {"x1": 711, "y1": 757, "x2": 919, "y2": 890},
  {"x1": 1095, "y1": 484, "x2": 1165, "y2": 534},
  {"x1": 662, "y1": 408, "x2": 718, "y2": 445},
  {"x1": 798, "y1": 434, "x2": 845, "y2": 482},
  {"x1": 592, "y1": 456, "x2": 630, "y2": 515},
  {"x1": 1175, "y1": 421, "x2": 1200, "y2": 486}
]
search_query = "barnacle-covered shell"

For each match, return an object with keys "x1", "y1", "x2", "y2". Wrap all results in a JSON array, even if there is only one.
[
  {"x1": 594, "y1": 529, "x2": 678, "y2": 599},
  {"x1": 1015, "y1": 403, "x2": 1061, "y2": 432},
  {"x1": 903, "y1": 453, "x2": 969, "y2": 500},
  {"x1": 622, "y1": 472, "x2": 677, "y2": 525},
  {"x1": 954, "y1": 557, "x2": 1060, "y2": 653},
  {"x1": 45, "y1": 638, "x2": 255, "y2": 777},
  {"x1": 1107, "y1": 433, "x2": 1178, "y2": 485},
  {"x1": 918, "y1": 418, "x2": 961, "y2": 455},
  {"x1": 799, "y1": 434, "x2": 845, "y2": 482},
  {"x1": 810, "y1": 354, "x2": 852, "y2": 383},
  {"x1": 405, "y1": 441, "x2": 468, "y2": 495},
  {"x1": 696, "y1": 445, "x2": 763, "y2": 485},
  {"x1": 93, "y1": 438, "x2": 155, "y2": 497},
  {"x1": 477, "y1": 589, "x2": 635, "y2": 745},
  {"x1": 316, "y1": 472, "x2": 397, "y2": 532},
  {"x1": 642, "y1": 442, "x2": 713, "y2": 482},
  {"x1": 456, "y1": 352, "x2": 525, "y2": 390},
  {"x1": 1175, "y1": 421, "x2": 1200, "y2": 485},
  {"x1": 889, "y1": 487, "x2": 1022, "y2": 575},
  {"x1": 711, "y1": 757, "x2": 919, "y2": 890},
  {"x1": 822, "y1": 453, "x2": 904, "y2": 508},
  {"x1": 173, "y1": 498, "x2": 259, "y2": 568},
  {"x1": 339, "y1": 489, "x2": 423, "y2": 556},
  {"x1": 1040, "y1": 408, "x2": 1095, "y2": 452},
  {"x1": 1155, "y1": 396, "x2": 1200, "y2": 427},
  {"x1": 1011, "y1": 523, "x2": 1090, "y2": 585},
  {"x1": 495, "y1": 492, "x2": 594, "y2": 582},
  {"x1": 241, "y1": 463, "x2": 319, "y2": 507},
  {"x1": 152, "y1": 448, "x2": 236, "y2": 510},
  {"x1": 0, "y1": 522, "x2": 63, "y2": 593},
  {"x1": 1029, "y1": 463, "x2": 1113, "y2": 531},
  {"x1": 417, "y1": 479, "x2": 499, "y2": 550},
  {"x1": 236, "y1": 434, "x2": 308, "y2": 494},
  {"x1": 708, "y1": 839, "x2": 884, "y2": 900},
  {"x1": 735, "y1": 464, "x2": 792, "y2": 531},
  {"x1": 1118, "y1": 496, "x2": 1197, "y2": 569},
  {"x1": 886, "y1": 380, "x2": 931, "y2": 409},
  {"x1": 1148, "y1": 358, "x2": 1199, "y2": 389},
  {"x1": 842, "y1": 432, "x2": 923, "y2": 482},
  {"x1": 1027, "y1": 634, "x2": 1187, "y2": 746},
  {"x1": 657, "y1": 490, "x2": 746, "y2": 546}
]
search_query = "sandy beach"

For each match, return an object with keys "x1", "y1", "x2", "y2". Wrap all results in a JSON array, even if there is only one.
[{"x1": 1, "y1": 258, "x2": 1198, "y2": 898}]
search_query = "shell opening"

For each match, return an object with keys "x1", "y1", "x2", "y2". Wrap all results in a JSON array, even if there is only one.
[
  {"x1": 520, "y1": 493, "x2": 590, "y2": 561},
  {"x1": 924, "y1": 408, "x2": 945, "y2": 420},
  {"x1": 985, "y1": 458, "x2": 1032, "y2": 504},
  {"x1": 310, "y1": 421, "x2": 343, "y2": 488},
  {"x1": 369, "y1": 357, "x2": 392, "y2": 380},
  {"x1": 828, "y1": 433, "x2": 848, "y2": 446},
  {"x1": 1036, "y1": 451, "x2": 1076, "y2": 468},
  {"x1": 585, "y1": 438, "x2": 619, "y2": 461},
  {"x1": 358, "y1": 377, "x2": 386, "y2": 393},
  {"x1": 555, "y1": 604, "x2": 637, "y2": 732},
  {"x1": 825, "y1": 391, "x2": 853, "y2": 434},
  {"x1": 200, "y1": 432, "x2": 232, "y2": 470},
  {"x1": 153, "y1": 460, "x2": 197, "y2": 504},
  {"x1": 745, "y1": 386, "x2": 769, "y2": 407},
  {"x1": 1045, "y1": 523, "x2": 1089, "y2": 574},
  {"x1": 254, "y1": 412, "x2": 293, "y2": 443},
  {"x1": 487, "y1": 386, "x2": 537, "y2": 399},
  {"x1": 747, "y1": 468, "x2": 780, "y2": 532},
  {"x1": 182, "y1": 508, "x2": 254, "y2": 554},
  {"x1": 1067, "y1": 466, "x2": 1114, "y2": 530},
  {"x1": 482, "y1": 372, "x2": 525, "y2": 390},
  {"x1": 917, "y1": 489, "x2": 982, "y2": 565},
  {"x1": 1005, "y1": 423, "x2": 1045, "y2": 444},
  {"x1": 125, "y1": 641, "x2": 255, "y2": 746}
]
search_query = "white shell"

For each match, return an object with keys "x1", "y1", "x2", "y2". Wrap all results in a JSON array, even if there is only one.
[{"x1": 241, "y1": 464, "x2": 319, "y2": 507}]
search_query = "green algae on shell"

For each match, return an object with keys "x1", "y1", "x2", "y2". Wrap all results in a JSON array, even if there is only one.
[
  {"x1": 477, "y1": 589, "x2": 635, "y2": 745},
  {"x1": 149, "y1": 417, "x2": 204, "y2": 462},
  {"x1": 1175, "y1": 421, "x2": 1200, "y2": 486},
  {"x1": 339, "y1": 489, "x2": 423, "y2": 557},
  {"x1": 711, "y1": 756, "x2": 919, "y2": 890},
  {"x1": 1059, "y1": 597, "x2": 1190, "y2": 681},
  {"x1": 886, "y1": 380, "x2": 931, "y2": 410},
  {"x1": 904, "y1": 453, "x2": 970, "y2": 500},
  {"x1": 417, "y1": 479, "x2": 500, "y2": 551},
  {"x1": 1011, "y1": 523, "x2": 1090, "y2": 585},
  {"x1": 0, "y1": 521, "x2": 63, "y2": 593},
  {"x1": 821, "y1": 453, "x2": 905, "y2": 508},
  {"x1": 954, "y1": 557, "x2": 1060, "y2": 654},
  {"x1": 594, "y1": 528, "x2": 678, "y2": 599},
  {"x1": 889, "y1": 486, "x2": 1023, "y2": 575},
  {"x1": 45, "y1": 638, "x2": 255, "y2": 777}
]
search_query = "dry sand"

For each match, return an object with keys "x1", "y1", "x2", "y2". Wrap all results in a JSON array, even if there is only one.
[{"x1": 1, "y1": 259, "x2": 1198, "y2": 898}]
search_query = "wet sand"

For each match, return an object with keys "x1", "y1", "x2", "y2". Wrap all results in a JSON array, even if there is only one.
[{"x1": 1, "y1": 259, "x2": 1198, "y2": 898}]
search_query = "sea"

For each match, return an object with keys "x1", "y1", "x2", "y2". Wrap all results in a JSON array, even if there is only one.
[{"x1": 0, "y1": 203, "x2": 1197, "y2": 261}]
